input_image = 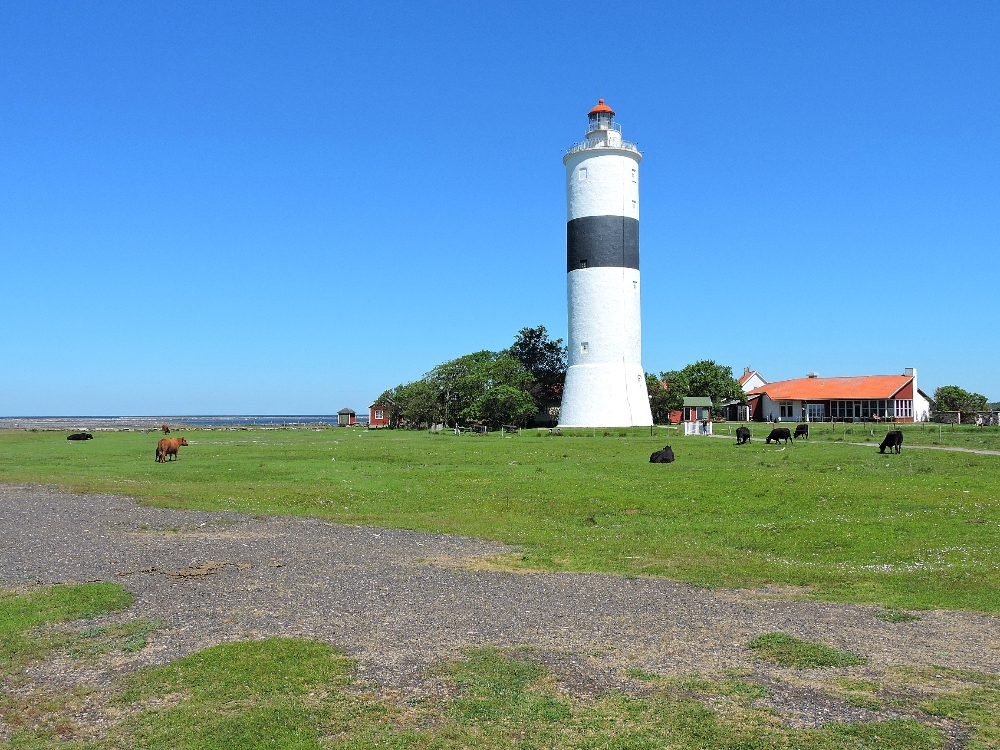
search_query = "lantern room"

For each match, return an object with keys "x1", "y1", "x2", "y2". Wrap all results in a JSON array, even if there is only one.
[{"x1": 586, "y1": 99, "x2": 620, "y2": 135}]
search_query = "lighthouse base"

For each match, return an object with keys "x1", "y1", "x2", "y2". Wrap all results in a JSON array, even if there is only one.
[{"x1": 558, "y1": 362, "x2": 653, "y2": 428}]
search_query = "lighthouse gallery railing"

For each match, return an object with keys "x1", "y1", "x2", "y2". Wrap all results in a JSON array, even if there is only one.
[{"x1": 565, "y1": 138, "x2": 641, "y2": 157}]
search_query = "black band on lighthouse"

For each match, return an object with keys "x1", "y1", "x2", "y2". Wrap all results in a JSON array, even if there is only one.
[{"x1": 566, "y1": 215, "x2": 639, "y2": 272}]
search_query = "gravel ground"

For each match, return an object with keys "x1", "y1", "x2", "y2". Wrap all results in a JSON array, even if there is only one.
[{"x1": 2, "y1": 482, "x2": 999, "y2": 733}]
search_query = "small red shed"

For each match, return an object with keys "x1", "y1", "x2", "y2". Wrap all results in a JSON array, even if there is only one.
[{"x1": 369, "y1": 403, "x2": 391, "y2": 428}]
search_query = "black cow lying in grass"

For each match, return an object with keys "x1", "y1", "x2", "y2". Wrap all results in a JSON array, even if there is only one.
[
  {"x1": 649, "y1": 445, "x2": 675, "y2": 463},
  {"x1": 879, "y1": 430, "x2": 903, "y2": 454},
  {"x1": 736, "y1": 426, "x2": 751, "y2": 445},
  {"x1": 67, "y1": 433, "x2": 93, "y2": 441},
  {"x1": 766, "y1": 427, "x2": 792, "y2": 444},
  {"x1": 794, "y1": 424, "x2": 809, "y2": 439}
]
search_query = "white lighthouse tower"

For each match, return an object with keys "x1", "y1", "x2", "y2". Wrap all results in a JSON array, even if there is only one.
[{"x1": 559, "y1": 100, "x2": 653, "y2": 428}]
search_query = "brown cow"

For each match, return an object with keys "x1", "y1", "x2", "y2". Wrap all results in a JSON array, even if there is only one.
[
  {"x1": 156, "y1": 437, "x2": 188, "y2": 463},
  {"x1": 161, "y1": 424, "x2": 171, "y2": 434}
]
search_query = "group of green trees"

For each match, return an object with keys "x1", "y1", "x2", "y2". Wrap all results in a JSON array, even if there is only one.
[
  {"x1": 375, "y1": 326, "x2": 567, "y2": 429},
  {"x1": 932, "y1": 385, "x2": 990, "y2": 416},
  {"x1": 645, "y1": 360, "x2": 746, "y2": 423},
  {"x1": 376, "y1": 337, "x2": 747, "y2": 429}
]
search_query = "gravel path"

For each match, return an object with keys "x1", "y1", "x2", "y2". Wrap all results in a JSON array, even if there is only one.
[{"x1": 3, "y1": 483, "x2": 999, "y2": 728}]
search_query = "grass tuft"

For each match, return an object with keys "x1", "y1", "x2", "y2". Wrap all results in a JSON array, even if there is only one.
[
  {"x1": 747, "y1": 632, "x2": 868, "y2": 668},
  {"x1": 0, "y1": 583, "x2": 134, "y2": 676},
  {"x1": 68, "y1": 618, "x2": 161, "y2": 658}
]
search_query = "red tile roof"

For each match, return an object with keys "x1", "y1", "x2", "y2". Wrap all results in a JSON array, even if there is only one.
[{"x1": 747, "y1": 375, "x2": 912, "y2": 400}]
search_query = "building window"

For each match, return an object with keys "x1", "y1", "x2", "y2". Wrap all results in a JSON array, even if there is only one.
[
  {"x1": 895, "y1": 399, "x2": 912, "y2": 418},
  {"x1": 580, "y1": 342, "x2": 589, "y2": 354},
  {"x1": 779, "y1": 401, "x2": 794, "y2": 419},
  {"x1": 374, "y1": 410, "x2": 384, "y2": 420},
  {"x1": 632, "y1": 168, "x2": 637, "y2": 183},
  {"x1": 579, "y1": 168, "x2": 587, "y2": 180}
]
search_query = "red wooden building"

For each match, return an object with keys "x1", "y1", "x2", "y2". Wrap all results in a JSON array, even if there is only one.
[{"x1": 369, "y1": 403, "x2": 391, "y2": 428}]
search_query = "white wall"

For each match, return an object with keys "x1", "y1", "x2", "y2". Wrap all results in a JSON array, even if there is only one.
[
  {"x1": 741, "y1": 372, "x2": 767, "y2": 392},
  {"x1": 564, "y1": 150, "x2": 640, "y2": 222},
  {"x1": 759, "y1": 394, "x2": 802, "y2": 421},
  {"x1": 561, "y1": 267, "x2": 651, "y2": 426},
  {"x1": 914, "y1": 390, "x2": 932, "y2": 422},
  {"x1": 567, "y1": 268, "x2": 642, "y2": 369}
]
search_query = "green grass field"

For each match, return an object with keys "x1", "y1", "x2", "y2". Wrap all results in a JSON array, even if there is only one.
[
  {"x1": 2, "y1": 427, "x2": 999, "y2": 612},
  {"x1": 718, "y1": 420, "x2": 1000, "y2": 450}
]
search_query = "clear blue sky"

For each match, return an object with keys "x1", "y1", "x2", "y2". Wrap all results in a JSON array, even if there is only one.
[{"x1": 2, "y1": 1, "x2": 998, "y2": 415}]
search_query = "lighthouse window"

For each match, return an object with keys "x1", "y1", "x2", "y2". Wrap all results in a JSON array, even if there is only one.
[
  {"x1": 581, "y1": 342, "x2": 589, "y2": 354},
  {"x1": 631, "y1": 168, "x2": 637, "y2": 182},
  {"x1": 579, "y1": 259, "x2": 588, "y2": 269},
  {"x1": 632, "y1": 199, "x2": 637, "y2": 210},
  {"x1": 578, "y1": 168, "x2": 587, "y2": 180}
]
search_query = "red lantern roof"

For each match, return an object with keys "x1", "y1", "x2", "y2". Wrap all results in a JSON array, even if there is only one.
[{"x1": 588, "y1": 99, "x2": 615, "y2": 116}]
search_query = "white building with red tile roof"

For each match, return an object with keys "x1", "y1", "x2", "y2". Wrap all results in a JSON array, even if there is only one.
[
  {"x1": 745, "y1": 368, "x2": 932, "y2": 423},
  {"x1": 737, "y1": 367, "x2": 767, "y2": 393}
]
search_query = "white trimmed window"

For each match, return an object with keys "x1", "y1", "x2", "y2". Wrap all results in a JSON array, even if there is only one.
[
  {"x1": 374, "y1": 410, "x2": 384, "y2": 420},
  {"x1": 578, "y1": 168, "x2": 587, "y2": 180},
  {"x1": 895, "y1": 400, "x2": 912, "y2": 418},
  {"x1": 779, "y1": 401, "x2": 794, "y2": 419}
]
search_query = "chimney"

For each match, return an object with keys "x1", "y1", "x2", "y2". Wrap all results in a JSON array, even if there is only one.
[
  {"x1": 807, "y1": 372, "x2": 819, "y2": 378},
  {"x1": 905, "y1": 367, "x2": 917, "y2": 392}
]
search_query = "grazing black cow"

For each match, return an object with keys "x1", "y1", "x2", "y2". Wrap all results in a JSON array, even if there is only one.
[
  {"x1": 67, "y1": 433, "x2": 93, "y2": 441},
  {"x1": 766, "y1": 428, "x2": 792, "y2": 444},
  {"x1": 649, "y1": 445, "x2": 675, "y2": 463},
  {"x1": 794, "y1": 424, "x2": 809, "y2": 439},
  {"x1": 879, "y1": 430, "x2": 903, "y2": 454},
  {"x1": 735, "y1": 426, "x2": 751, "y2": 445}
]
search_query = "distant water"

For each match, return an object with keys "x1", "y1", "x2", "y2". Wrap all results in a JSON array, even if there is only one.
[{"x1": 0, "y1": 415, "x2": 369, "y2": 429}]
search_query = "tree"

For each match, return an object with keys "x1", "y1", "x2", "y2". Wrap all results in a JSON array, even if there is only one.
[
  {"x1": 376, "y1": 325, "x2": 563, "y2": 429},
  {"x1": 657, "y1": 360, "x2": 745, "y2": 417},
  {"x1": 933, "y1": 386, "x2": 989, "y2": 414},
  {"x1": 390, "y1": 380, "x2": 440, "y2": 428},
  {"x1": 468, "y1": 384, "x2": 538, "y2": 427},
  {"x1": 645, "y1": 373, "x2": 673, "y2": 424},
  {"x1": 506, "y1": 325, "x2": 567, "y2": 406},
  {"x1": 657, "y1": 368, "x2": 691, "y2": 414}
]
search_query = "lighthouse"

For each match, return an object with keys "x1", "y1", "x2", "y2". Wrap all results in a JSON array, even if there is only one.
[{"x1": 558, "y1": 100, "x2": 653, "y2": 428}]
